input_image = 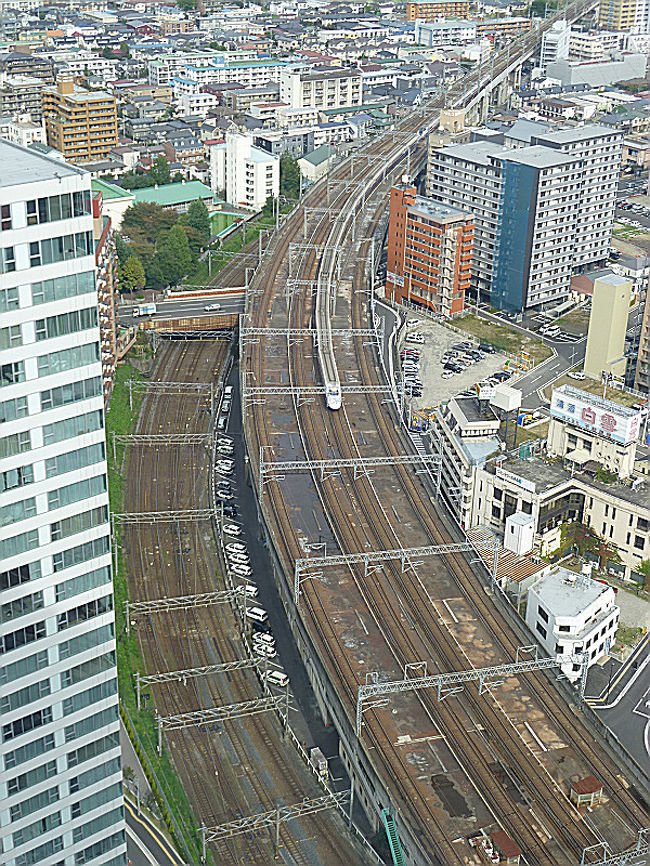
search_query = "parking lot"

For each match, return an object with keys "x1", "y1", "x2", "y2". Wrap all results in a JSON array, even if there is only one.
[
  {"x1": 397, "y1": 314, "x2": 512, "y2": 408},
  {"x1": 615, "y1": 194, "x2": 650, "y2": 230}
]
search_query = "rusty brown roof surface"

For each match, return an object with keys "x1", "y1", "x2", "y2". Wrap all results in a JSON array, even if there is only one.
[
  {"x1": 492, "y1": 829, "x2": 522, "y2": 858},
  {"x1": 467, "y1": 527, "x2": 547, "y2": 585},
  {"x1": 572, "y1": 775, "x2": 603, "y2": 795}
]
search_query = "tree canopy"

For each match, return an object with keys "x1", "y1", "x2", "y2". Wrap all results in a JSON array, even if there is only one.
[
  {"x1": 150, "y1": 156, "x2": 171, "y2": 186},
  {"x1": 118, "y1": 199, "x2": 209, "y2": 290},
  {"x1": 280, "y1": 153, "x2": 300, "y2": 200},
  {"x1": 118, "y1": 255, "x2": 145, "y2": 293},
  {"x1": 120, "y1": 157, "x2": 173, "y2": 190},
  {"x1": 181, "y1": 199, "x2": 211, "y2": 241}
]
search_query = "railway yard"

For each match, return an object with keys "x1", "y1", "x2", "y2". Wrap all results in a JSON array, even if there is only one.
[
  {"x1": 117, "y1": 4, "x2": 650, "y2": 864},
  {"x1": 121, "y1": 339, "x2": 372, "y2": 865}
]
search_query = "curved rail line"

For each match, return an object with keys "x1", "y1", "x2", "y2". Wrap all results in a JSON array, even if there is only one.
[{"x1": 242, "y1": 8, "x2": 650, "y2": 864}]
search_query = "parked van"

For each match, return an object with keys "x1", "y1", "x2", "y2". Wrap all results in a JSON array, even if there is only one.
[
  {"x1": 244, "y1": 583, "x2": 258, "y2": 598},
  {"x1": 245, "y1": 606, "x2": 268, "y2": 624},
  {"x1": 228, "y1": 554, "x2": 250, "y2": 567},
  {"x1": 224, "y1": 385, "x2": 233, "y2": 397},
  {"x1": 253, "y1": 642, "x2": 276, "y2": 659},
  {"x1": 267, "y1": 670, "x2": 289, "y2": 688}
]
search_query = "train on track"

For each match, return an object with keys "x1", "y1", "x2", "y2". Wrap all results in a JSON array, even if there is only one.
[{"x1": 315, "y1": 128, "x2": 426, "y2": 411}]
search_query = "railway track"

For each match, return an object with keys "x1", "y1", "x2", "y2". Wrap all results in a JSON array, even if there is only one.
[
  {"x1": 122, "y1": 341, "x2": 365, "y2": 866},
  {"x1": 289, "y1": 179, "x2": 596, "y2": 864},
  {"x1": 242, "y1": 18, "x2": 650, "y2": 864}
]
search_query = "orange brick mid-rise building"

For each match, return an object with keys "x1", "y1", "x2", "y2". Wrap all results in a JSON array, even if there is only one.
[
  {"x1": 386, "y1": 184, "x2": 473, "y2": 318},
  {"x1": 406, "y1": 0, "x2": 471, "y2": 20}
]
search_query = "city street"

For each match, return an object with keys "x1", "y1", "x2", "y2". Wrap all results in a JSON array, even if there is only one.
[
  {"x1": 119, "y1": 291, "x2": 246, "y2": 326},
  {"x1": 126, "y1": 802, "x2": 184, "y2": 866},
  {"x1": 591, "y1": 636, "x2": 650, "y2": 779}
]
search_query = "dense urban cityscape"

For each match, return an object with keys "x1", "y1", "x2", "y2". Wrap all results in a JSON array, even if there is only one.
[{"x1": 0, "y1": 0, "x2": 649, "y2": 863}]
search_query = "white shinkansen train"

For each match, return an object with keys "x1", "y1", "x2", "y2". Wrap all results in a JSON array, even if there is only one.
[
  {"x1": 314, "y1": 125, "x2": 433, "y2": 410},
  {"x1": 315, "y1": 266, "x2": 342, "y2": 410}
]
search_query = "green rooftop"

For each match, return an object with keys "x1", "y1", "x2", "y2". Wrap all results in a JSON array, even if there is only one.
[
  {"x1": 91, "y1": 178, "x2": 132, "y2": 201},
  {"x1": 300, "y1": 144, "x2": 334, "y2": 167},
  {"x1": 132, "y1": 181, "x2": 214, "y2": 208}
]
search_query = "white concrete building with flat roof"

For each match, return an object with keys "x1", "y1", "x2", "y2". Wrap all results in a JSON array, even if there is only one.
[
  {"x1": 526, "y1": 567, "x2": 619, "y2": 681},
  {"x1": 0, "y1": 141, "x2": 125, "y2": 866},
  {"x1": 210, "y1": 129, "x2": 279, "y2": 210},
  {"x1": 279, "y1": 67, "x2": 362, "y2": 111},
  {"x1": 539, "y1": 20, "x2": 571, "y2": 72}
]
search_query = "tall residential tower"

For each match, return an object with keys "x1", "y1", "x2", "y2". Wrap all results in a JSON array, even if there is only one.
[
  {"x1": 427, "y1": 124, "x2": 622, "y2": 311},
  {"x1": 0, "y1": 142, "x2": 125, "y2": 866}
]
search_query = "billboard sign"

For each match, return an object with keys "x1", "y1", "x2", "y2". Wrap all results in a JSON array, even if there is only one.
[
  {"x1": 386, "y1": 271, "x2": 404, "y2": 287},
  {"x1": 496, "y1": 466, "x2": 536, "y2": 493},
  {"x1": 550, "y1": 387, "x2": 641, "y2": 445}
]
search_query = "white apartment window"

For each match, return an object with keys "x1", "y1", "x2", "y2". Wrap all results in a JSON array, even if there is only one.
[
  {"x1": 26, "y1": 191, "x2": 91, "y2": 226},
  {"x1": 1, "y1": 246, "x2": 16, "y2": 273},
  {"x1": 29, "y1": 231, "x2": 93, "y2": 268},
  {"x1": 0, "y1": 286, "x2": 18, "y2": 311}
]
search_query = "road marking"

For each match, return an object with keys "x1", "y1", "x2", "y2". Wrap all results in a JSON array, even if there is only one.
[
  {"x1": 127, "y1": 823, "x2": 160, "y2": 866},
  {"x1": 589, "y1": 634, "x2": 649, "y2": 704},
  {"x1": 125, "y1": 802, "x2": 182, "y2": 866},
  {"x1": 594, "y1": 649, "x2": 650, "y2": 711}
]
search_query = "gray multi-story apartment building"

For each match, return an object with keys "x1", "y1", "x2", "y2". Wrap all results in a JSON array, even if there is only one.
[
  {"x1": 0, "y1": 75, "x2": 44, "y2": 120},
  {"x1": 531, "y1": 126, "x2": 622, "y2": 270},
  {"x1": 427, "y1": 124, "x2": 623, "y2": 311},
  {"x1": 0, "y1": 141, "x2": 125, "y2": 866}
]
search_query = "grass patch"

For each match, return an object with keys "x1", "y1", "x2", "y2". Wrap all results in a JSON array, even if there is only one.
[
  {"x1": 615, "y1": 624, "x2": 643, "y2": 647},
  {"x1": 613, "y1": 222, "x2": 649, "y2": 241},
  {"x1": 453, "y1": 314, "x2": 552, "y2": 364},
  {"x1": 512, "y1": 420, "x2": 549, "y2": 444},
  {"x1": 555, "y1": 307, "x2": 590, "y2": 335},
  {"x1": 211, "y1": 212, "x2": 238, "y2": 235},
  {"x1": 107, "y1": 363, "x2": 207, "y2": 865}
]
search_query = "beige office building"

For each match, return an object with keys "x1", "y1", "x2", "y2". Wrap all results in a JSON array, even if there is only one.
[{"x1": 584, "y1": 272, "x2": 631, "y2": 381}]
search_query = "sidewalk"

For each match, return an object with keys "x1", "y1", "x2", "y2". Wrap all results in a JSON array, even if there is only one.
[{"x1": 120, "y1": 719, "x2": 153, "y2": 800}]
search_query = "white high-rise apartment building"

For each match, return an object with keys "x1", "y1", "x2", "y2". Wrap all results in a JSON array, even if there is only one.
[
  {"x1": 531, "y1": 126, "x2": 622, "y2": 269},
  {"x1": 210, "y1": 129, "x2": 279, "y2": 211},
  {"x1": 539, "y1": 20, "x2": 571, "y2": 72},
  {"x1": 0, "y1": 142, "x2": 125, "y2": 866}
]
